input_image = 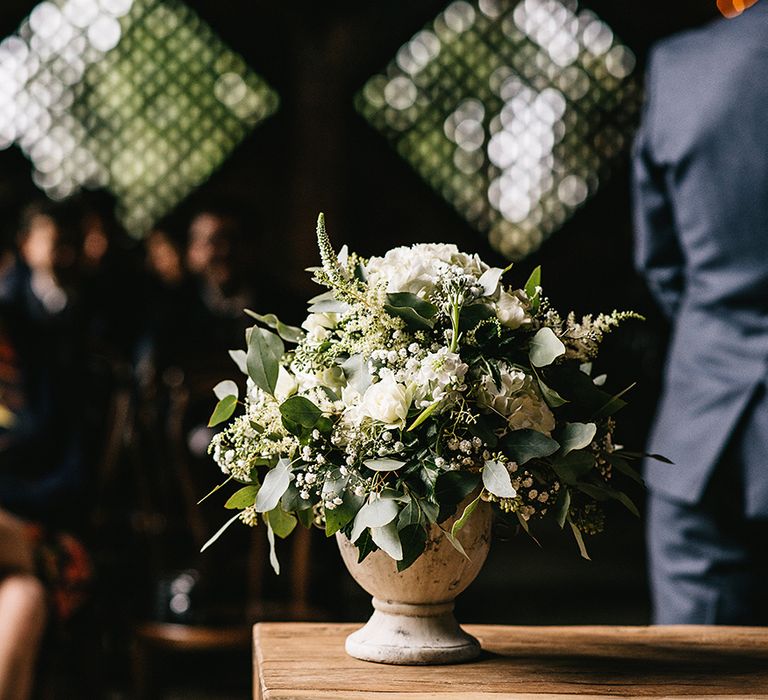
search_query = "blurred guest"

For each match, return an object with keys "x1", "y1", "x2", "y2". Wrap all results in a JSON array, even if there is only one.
[
  {"x1": 633, "y1": 5, "x2": 768, "y2": 624},
  {"x1": 183, "y1": 206, "x2": 254, "y2": 371},
  {"x1": 73, "y1": 190, "x2": 143, "y2": 364}
]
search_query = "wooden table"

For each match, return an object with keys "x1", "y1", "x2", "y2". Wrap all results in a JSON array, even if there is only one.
[{"x1": 253, "y1": 623, "x2": 768, "y2": 698}]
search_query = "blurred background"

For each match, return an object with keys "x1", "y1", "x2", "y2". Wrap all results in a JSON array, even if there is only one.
[{"x1": 0, "y1": 0, "x2": 722, "y2": 697}]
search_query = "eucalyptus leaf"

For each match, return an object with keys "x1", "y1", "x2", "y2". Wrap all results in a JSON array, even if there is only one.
[
  {"x1": 246, "y1": 327, "x2": 284, "y2": 396},
  {"x1": 554, "y1": 488, "x2": 571, "y2": 529},
  {"x1": 254, "y1": 459, "x2": 291, "y2": 513},
  {"x1": 266, "y1": 521, "x2": 280, "y2": 574},
  {"x1": 265, "y1": 507, "x2": 297, "y2": 538},
  {"x1": 385, "y1": 292, "x2": 438, "y2": 319},
  {"x1": 482, "y1": 460, "x2": 517, "y2": 498},
  {"x1": 208, "y1": 395, "x2": 237, "y2": 427},
  {"x1": 502, "y1": 429, "x2": 560, "y2": 465},
  {"x1": 224, "y1": 485, "x2": 259, "y2": 510},
  {"x1": 558, "y1": 422, "x2": 597, "y2": 456},
  {"x1": 370, "y1": 521, "x2": 403, "y2": 560},
  {"x1": 229, "y1": 349, "x2": 248, "y2": 375},
  {"x1": 608, "y1": 455, "x2": 644, "y2": 485},
  {"x1": 349, "y1": 497, "x2": 399, "y2": 544},
  {"x1": 434, "y1": 471, "x2": 481, "y2": 507},
  {"x1": 308, "y1": 298, "x2": 350, "y2": 314},
  {"x1": 341, "y1": 354, "x2": 372, "y2": 395},
  {"x1": 537, "y1": 376, "x2": 569, "y2": 408},
  {"x1": 279, "y1": 396, "x2": 322, "y2": 429},
  {"x1": 363, "y1": 458, "x2": 406, "y2": 472},
  {"x1": 529, "y1": 327, "x2": 565, "y2": 368},
  {"x1": 201, "y1": 512, "x2": 241, "y2": 552},
  {"x1": 324, "y1": 489, "x2": 364, "y2": 537},
  {"x1": 213, "y1": 380, "x2": 239, "y2": 401},
  {"x1": 568, "y1": 518, "x2": 591, "y2": 560},
  {"x1": 244, "y1": 310, "x2": 305, "y2": 344},
  {"x1": 441, "y1": 527, "x2": 469, "y2": 560}
]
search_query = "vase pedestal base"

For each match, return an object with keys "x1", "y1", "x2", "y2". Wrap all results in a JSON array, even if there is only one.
[{"x1": 345, "y1": 598, "x2": 481, "y2": 665}]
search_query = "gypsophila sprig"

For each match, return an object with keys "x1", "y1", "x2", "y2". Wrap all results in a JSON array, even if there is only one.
[{"x1": 203, "y1": 213, "x2": 652, "y2": 572}]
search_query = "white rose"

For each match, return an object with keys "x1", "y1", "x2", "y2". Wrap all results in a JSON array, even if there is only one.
[
  {"x1": 494, "y1": 291, "x2": 530, "y2": 329},
  {"x1": 301, "y1": 313, "x2": 338, "y2": 343},
  {"x1": 359, "y1": 374, "x2": 413, "y2": 427},
  {"x1": 275, "y1": 366, "x2": 297, "y2": 402}
]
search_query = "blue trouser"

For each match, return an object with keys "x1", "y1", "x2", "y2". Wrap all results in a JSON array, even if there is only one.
[{"x1": 647, "y1": 493, "x2": 768, "y2": 624}]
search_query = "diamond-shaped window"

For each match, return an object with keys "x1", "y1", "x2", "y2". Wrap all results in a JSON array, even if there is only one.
[
  {"x1": 0, "y1": 0, "x2": 278, "y2": 236},
  {"x1": 357, "y1": 0, "x2": 641, "y2": 260}
]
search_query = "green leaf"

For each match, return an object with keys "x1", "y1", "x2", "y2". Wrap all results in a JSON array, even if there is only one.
[
  {"x1": 363, "y1": 458, "x2": 406, "y2": 472},
  {"x1": 266, "y1": 520, "x2": 280, "y2": 574},
  {"x1": 441, "y1": 527, "x2": 469, "y2": 560},
  {"x1": 383, "y1": 293, "x2": 438, "y2": 331},
  {"x1": 450, "y1": 493, "x2": 482, "y2": 537},
  {"x1": 468, "y1": 417, "x2": 498, "y2": 449},
  {"x1": 568, "y1": 517, "x2": 591, "y2": 560},
  {"x1": 341, "y1": 354, "x2": 372, "y2": 395},
  {"x1": 536, "y1": 376, "x2": 569, "y2": 408},
  {"x1": 434, "y1": 471, "x2": 481, "y2": 508},
  {"x1": 558, "y1": 422, "x2": 597, "y2": 456},
  {"x1": 529, "y1": 327, "x2": 565, "y2": 368},
  {"x1": 554, "y1": 488, "x2": 571, "y2": 529},
  {"x1": 254, "y1": 459, "x2": 291, "y2": 513},
  {"x1": 502, "y1": 429, "x2": 560, "y2": 465},
  {"x1": 371, "y1": 521, "x2": 403, "y2": 560},
  {"x1": 208, "y1": 395, "x2": 237, "y2": 427},
  {"x1": 397, "y1": 524, "x2": 427, "y2": 572},
  {"x1": 407, "y1": 400, "x2": 442, "y2": 431},
  {"x1": 482, "y1": 460, "x2": 516, "y2": 498},
  {"x1": 244, "y1": 310, "x2": 305, "y2": 344},
  {"x1": 349, "y1": 496, "x2": 399, "y2": 543},
  {"x1": 355, "y1": 529, "x2": 378, "y2": 563},
  {"x1": 246, "y1": 327, "x2": 284, "y2": 396},
  {"x1": 577, "y1": 482, "x2": 640, "y2": 517},
  {"x1": 324, "y1": 482, "x2": 364, "y2": 537},
  {"x1": 224, "y1": 485, "x2": 259, "y2": 510},
  {"x1": 297, "y1": 508, "x2": 315, "y2": 528},
  {"x1": 265, "y1": 507, "x2": 297, "y2": 538},
  {"x1": 279, "y1": 396, "x2": 322, "y2": 429},
  {"x1": 213, "y1": 380, "x2": 239, "y2": 401},
  {"x1": 607, "y1": 455, "x2": 645, "y2": 485},
  {"x1": 229, "y1": 349, "x2": 248, "y2": 375},
  {"x1": 552, "y1": 451, "x2": 596, "y2": 485},
  {"x1": 397, "y1": 498, "x2": 423, "y2": 529},
  {"x1": 592, "y1": 383, "x2": 634, "y2": 419},
  {"x1": 524, "y1": 265, "x2": 541, "y2": 300},
  {"x1": 459, "y1": 303, "x2": 496, "y2": 331},
  {"x1": 201, "y1": 512, "x2": 241, "y2": 552}
]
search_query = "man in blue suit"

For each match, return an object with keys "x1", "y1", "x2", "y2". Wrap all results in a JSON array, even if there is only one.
[{"x1": 633, "y1": 4, "x2": 768, "y2": 624}]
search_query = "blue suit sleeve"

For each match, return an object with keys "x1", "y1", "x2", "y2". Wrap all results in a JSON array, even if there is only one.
[{"x1": 632, "y1": 50, "x2": 686, "y2": 321}]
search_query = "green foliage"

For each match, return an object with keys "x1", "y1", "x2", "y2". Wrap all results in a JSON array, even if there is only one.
[
  {"x1": 450, "y1": 493, "x2": 482, "y2": 537},
  {"x1": 245, "y1": 311, "x2": 305, "y2": 344},
  {"x1": 434, "y1": 471, "x2": 480, "y2": 521},
  {"x1": 383, "y1": 292, "x2": 438, "y2": 330},
  {"x1": 208, "y1": 395, "x2": 238, "y2": 427},
  {"x1": 397, "y1": 524, "x2": 427, "y2": 571},
  {"x1": 254, "y1": 459, "x2": 291, "y2": 513},
  {"x1": 552, "y1": 450, "x2": 596, "y2": 485},
  {"x1": 280, "y1": 396, "x2": 322, "y2": 430},
  {"x1": 482, "y1": 461, "x2": 516, "y2": 498},
  {"x1": 529, "y1": 327, "x2": 565, "y2": 368},
  {"x1": 363, "y1": 458, "x2": 406, "y2": 472},
  {"x1": 502, "y1": 429, "x2": 560, "y2": 465},
  {"x1": 265, "y1": 507, "x2": 297, "y2": 538},
  {"x1": 224, "y1": 485, "x2": 259, "y2": 509},
  {"x1": 371, "y1": 521, "x2": 402, "y2": 560},
  {"x1": 557, "y1": 422, "x2": 597, "y2": 456},
  {"x1": 246, "y1": 327, "x2": 284, "y2": 396}
]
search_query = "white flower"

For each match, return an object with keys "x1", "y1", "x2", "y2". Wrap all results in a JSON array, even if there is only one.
[
  {"x1": 476, "y1": 365, "x2": 555, "y2": 435},
  {"x1": 275, "y1": 367, "x2": 297, "y2": 402},
  {"x1": 494, "y1": 290, "x2": 530, "y2": 330},
  {"x1": 413, "y1": 348, "x2": 468, "y2": 406},
  {"x1": 358, "y1": 374, "x2": 413, "y2": 428},
  {"x1": 365, "y1": 243, "x2": 488, "y2": 296},
  {"x1": 301, "y1": 312, "x2": 338, "y2": 343}
]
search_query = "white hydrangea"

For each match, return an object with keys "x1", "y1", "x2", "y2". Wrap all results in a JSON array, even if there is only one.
[
  {"x1": 476, "y1": 365, "x2": 555, "y2": 435},
  {"x1": 365, "y1": 243, "x2": 488, "y2": 296}
]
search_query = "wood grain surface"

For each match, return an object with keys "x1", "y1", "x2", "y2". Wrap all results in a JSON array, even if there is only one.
[{"x1": 253, "y1": 622, "x2": 768, "y2": 699}]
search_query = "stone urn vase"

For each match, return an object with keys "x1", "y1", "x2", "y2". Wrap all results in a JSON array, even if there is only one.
[{"x1": 336, "y1": 497, "x2": 492, "y2": 665}]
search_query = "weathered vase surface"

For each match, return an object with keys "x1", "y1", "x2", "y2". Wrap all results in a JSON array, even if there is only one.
[{"x1": 336, "y1": 496, "x2": 492, "y2": 665}]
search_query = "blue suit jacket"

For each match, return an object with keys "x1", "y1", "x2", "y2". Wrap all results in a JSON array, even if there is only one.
[{"x1": 633, "y1": 7, "x2": 768, "y2": 517}]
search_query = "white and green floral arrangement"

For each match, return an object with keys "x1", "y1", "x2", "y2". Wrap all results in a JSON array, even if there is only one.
[{"x1": 203, "y1": 214, "x2": 654, "y2": 573}]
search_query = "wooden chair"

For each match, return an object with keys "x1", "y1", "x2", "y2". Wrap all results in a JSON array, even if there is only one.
[{"x1": 131, "y1": 369, "x2": 325, "y2": 699}]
